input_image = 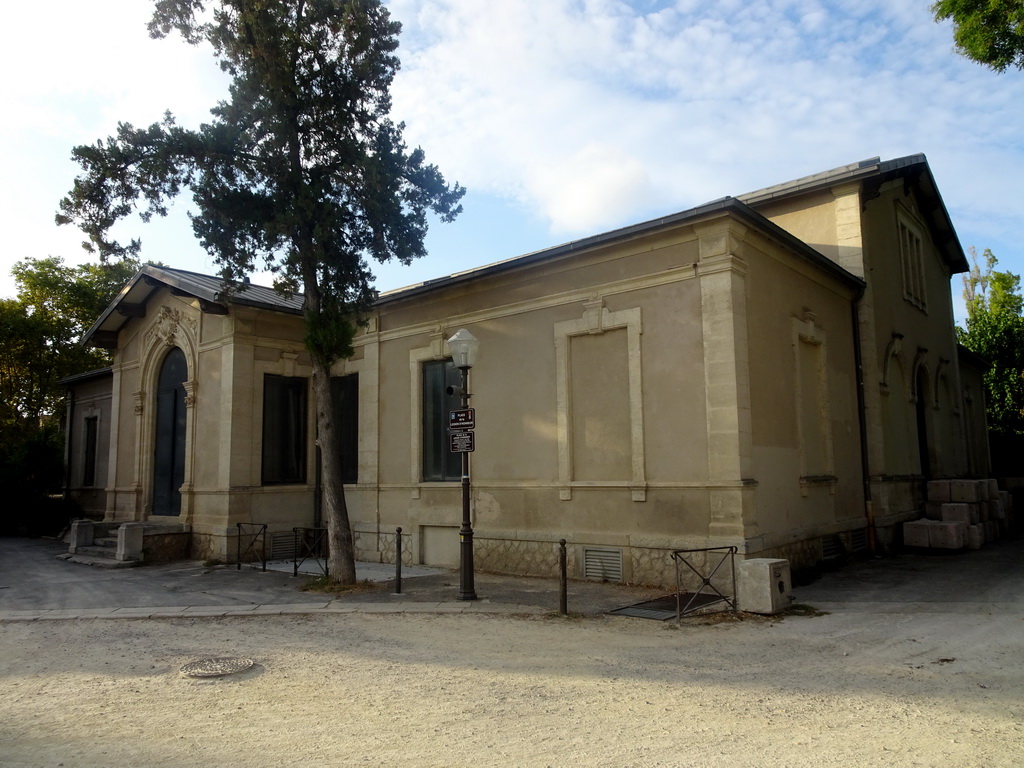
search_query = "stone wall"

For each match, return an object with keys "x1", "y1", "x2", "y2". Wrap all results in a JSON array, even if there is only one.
[{"x1": 142, "y1": 532, "x2": 191, "y2": 563}]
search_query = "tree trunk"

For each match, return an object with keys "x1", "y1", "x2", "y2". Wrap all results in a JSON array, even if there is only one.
[{"x1": 311, "y1": 355, "x2": 357, "y2": 584}]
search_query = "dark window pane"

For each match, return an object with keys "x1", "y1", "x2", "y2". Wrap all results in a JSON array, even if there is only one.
[
  {"x1": 83, "y1": 416, "x2": 98, "y2": 487},
  {"x1": 331, "y1": 374, "x2": 359, "y2": 484},
  {"x1": 422, "y1": 360, "x2": 462, "y2": 481},
  {"x1": 153, "y1": 347, "x2": 187, "y2": 516},
  {"x1": 262, "y1": 374, "x2": 308, "y2": 485}
]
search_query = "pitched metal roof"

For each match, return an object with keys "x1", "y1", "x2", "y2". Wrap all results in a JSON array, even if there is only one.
[
  {"x1": 82, "y1": 265, "x2": 303, "y2": 348},
  {"x1": 378, "y1": 194, "x2": 865, "y2": 304},
  {"x1": 739, "y1": 153, "x2": 968, "y2": 273},
  {"x1": 84, "y1": 154, "x2": 958, "y2": 342},
  {"x1": 59, "y1": 366, "x2": 113, "y2": 386}
]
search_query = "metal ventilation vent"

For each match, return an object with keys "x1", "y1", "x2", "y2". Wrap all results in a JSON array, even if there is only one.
[
  {"x1": 583, "y1": 547, "x2": 623, "y2": 582},
  {"x1": 821, "y1": 535, "x2": 844, "y2": 561},
  {"x1": 849, "y1": 528, "x2": 869, "y2": 553},
  {"x1": 270, "y1": 532, "x2": 297, "y2": 560}
]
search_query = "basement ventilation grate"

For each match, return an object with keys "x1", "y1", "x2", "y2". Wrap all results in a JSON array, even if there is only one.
[
  {"x1": 583, "y1": 547, "x2": 623, "y2": 582},
  {"x1": 849, "y1": 528, "x2": 869, "y2": 553},
  {"x1": 270, "y1": 532, "x2": 297, "y2": 560},
  {"x1": 821, "y1": 535, "x2": 845, "y2": 561},
  {"x1": 823, "y1": 529, "x2": 870, "y2": 561}
]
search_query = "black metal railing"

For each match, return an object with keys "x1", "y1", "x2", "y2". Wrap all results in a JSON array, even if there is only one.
[
  {"x1": 236, "y1": 523, "x2": 268, "y2": 571},
  {"x1": 670, "y1": 546, "x2": 737, "y2": 621},
  {"x1": 292, "y1": 527, "x2": 329, "y2": 578}
]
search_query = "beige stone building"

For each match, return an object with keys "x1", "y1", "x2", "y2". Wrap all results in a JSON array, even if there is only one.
[{"x1": 65, "y1": 154, "x2": 990, "y2": 584}]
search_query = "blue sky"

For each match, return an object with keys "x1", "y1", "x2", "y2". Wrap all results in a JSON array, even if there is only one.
[{"x1": 2, "y1": 0, "x2": 1023, "y2": 323}]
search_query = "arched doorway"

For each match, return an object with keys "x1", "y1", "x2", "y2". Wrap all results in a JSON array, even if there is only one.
[{"x1": 153, "y1": 347, "x2": 187, "y2": 516}]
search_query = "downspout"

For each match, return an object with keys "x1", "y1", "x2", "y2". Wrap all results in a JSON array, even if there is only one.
[{"x1": 851, "y1": 291, "x2": 877, "y2": 555}]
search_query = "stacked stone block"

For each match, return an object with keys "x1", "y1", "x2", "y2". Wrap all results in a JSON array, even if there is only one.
[{"x1": 906, "y1": 479, "x2": 1015, "y2": 551}]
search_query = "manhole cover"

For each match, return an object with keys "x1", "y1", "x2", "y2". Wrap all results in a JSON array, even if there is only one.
[{"x1": 180, "y1": 657, "x2": 254, "y2": 678}]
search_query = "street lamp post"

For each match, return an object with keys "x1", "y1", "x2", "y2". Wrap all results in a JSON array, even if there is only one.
[{"x1": 447, "y1": 329, "x2": 479, "y2": 601}]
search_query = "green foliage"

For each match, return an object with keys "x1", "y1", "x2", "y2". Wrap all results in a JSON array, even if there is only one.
[
  {"x1": 57, "y1": 0, "x2": 464, "y2": 369},
  {"x1": 958, "y1": 247, "x2": 1024, "y2": 435},
  {"x1": 933, "y1": 0, "x2": 1024, "y2": 72},
  {"x1": 1, "y1": 256, "x2": 139, "y2": 425},
  {"x1": 56, "y1": 1, "x2": 464, "y2": 579},
  {"x1": 1, "y1": 256, "x2": 137, "y2": 532}
]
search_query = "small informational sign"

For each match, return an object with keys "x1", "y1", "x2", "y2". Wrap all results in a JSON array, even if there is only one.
[
  {"x1": 449, "y1": 430, "x2": 475, "y2": 453},
  {"x1": 449, "y1": 408, "x2": 475, "y2": 430}
]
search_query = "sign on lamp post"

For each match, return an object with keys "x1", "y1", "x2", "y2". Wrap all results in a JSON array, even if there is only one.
[{"x1": 446, "y1": 329, "x2": 479, "y2": 601}]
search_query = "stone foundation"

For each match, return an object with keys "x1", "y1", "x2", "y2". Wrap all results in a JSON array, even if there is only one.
[
  {"x1": 475, "y1": 536, "x2": 570, "y2": 579},
  {"x1": 142, "y1": 531, "x2": 191, "y2": 562}
]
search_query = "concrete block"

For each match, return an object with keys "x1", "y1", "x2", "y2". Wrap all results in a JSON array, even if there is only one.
[
  {"x1": 116, "y1": 523, "x2": 145, "y2": 562},
  {"x1": 928, "y1": 521, "x2": 966, "y2": 550},
  {"x1": 985, "y1": 520, "x2": 998, "y2": 541},
  {"x1": 68, "y1": 520, "x2": 95, "y2": 554},
  {"x1": 969, "y1": 503, "x2": 981, "y2": 525},
  {"x1": 988, "y1": 479, "x2": 999, "y2": 499},
  {"x1": 737, "y1": 559, "x2": 792, "y2": 615},
  {"x1": 903, "y1": 520, "x2": 932, "y2": 548},
  {"x1": 940, "y1": 503, "x2": 971, "y2": 524},
  {"x1": 978, "y1": 481, "x2": 991, "y2": 502},
  {"x1": 979, "y1": 501, "x2": 990, "y2": 523},
  {"x1": 967, "y1": 525, "x2": 984, "y2": 550},
  {"x1": 925, "y1": 502, "x2": 944, "y2": 520},
  {"x1": 927, "y1": 480, "x2": 951, "y2": 502},
  {"x1": 951, "y1": 480, "x2": 980, "y2": 503},
  {"x1": 991, "y1": 499, "x2": 1005, "y2": 520}
]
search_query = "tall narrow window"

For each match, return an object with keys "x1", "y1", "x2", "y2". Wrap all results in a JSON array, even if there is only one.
[
  {"x1": 83, "y1": 416, "x2": 98, "y2": 487},
  {"x1": 153, "y1": 347, "x2": 187, "y2": 515},
  {"x1": 262, "y1": 374, "x2": 308, "y2": 485},
  {"x1": 898, "y1": 212, "x2": 927, "y2": 312},
  {"x1": 331, "y1": 373, "x2": 359, "y2": 484},
  {"x1": 421, "y1": 359, "x2": 461, "y2": 482}
]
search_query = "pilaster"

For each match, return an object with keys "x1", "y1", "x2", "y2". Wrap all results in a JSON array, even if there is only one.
[{"x1": 694, "y1": 220, "x2": 756, "y2": 539}]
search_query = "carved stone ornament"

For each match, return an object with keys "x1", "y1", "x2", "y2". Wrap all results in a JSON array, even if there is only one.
[{"x1": 145, "y1": 305, "x2": 198, "y2": 348}]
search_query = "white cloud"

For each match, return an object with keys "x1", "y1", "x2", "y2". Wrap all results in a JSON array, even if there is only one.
[
  {"x1": 388, "y1": 0, "x2": 1024, "y2": 265},
  {"x1": 2, "y1": 0, "x2": 1023, "y2": 305}
]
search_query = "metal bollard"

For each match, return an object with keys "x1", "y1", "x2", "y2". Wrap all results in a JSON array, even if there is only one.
[
  {"x1": 395, "y1": 527, "x2": 403, "y2": 594},
  {"x1": 559, "y1": 538, "x2": 568, "y2": 615}
]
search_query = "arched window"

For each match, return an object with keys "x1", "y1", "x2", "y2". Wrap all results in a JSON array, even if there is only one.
[{"x1": 153, "y1": 347, "x2": 187, "y2": 515}]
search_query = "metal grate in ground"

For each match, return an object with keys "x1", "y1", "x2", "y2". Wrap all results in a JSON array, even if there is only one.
[{"x1": 607, "y1": 592, "x2": 728, "y2": 621}]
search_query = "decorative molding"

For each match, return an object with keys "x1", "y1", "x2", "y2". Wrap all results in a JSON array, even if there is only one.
[
  {"x1": 144, "y1": 305, "x2": 198, "y2": 349},
  {"x1": 880, "y1": 332, "x2": 906, "y2": 397},
  {"x1": 554, "y1": 301, "x2": 645, "y2": 502},
  {"x1": 281, "y1": 352, "x2": 299, "y2": 378},
  {"x1": 429, "y1": 328, "x2": 447, "y2": 360},
  {"x1": 407, "y1": 331, "x2": 456, "y2": 498},
  {"x1": 792, "y1": 312, "x2": 835, "y2": 484},
  {"x1": 183, "y1": 380, "x2": 197, "y2": 409}
]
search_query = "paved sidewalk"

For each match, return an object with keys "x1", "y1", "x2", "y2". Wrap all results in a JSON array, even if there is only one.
[
  {"x1": 2, "y1": 534, "x2": 1022, "y2": 623},
  {"x1": 0, "y1": 537, "x2": 666, "y2": 621}
]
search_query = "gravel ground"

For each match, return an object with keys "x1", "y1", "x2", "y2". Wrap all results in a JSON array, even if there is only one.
[{"x1": 1, "y1": 602, "x2": 1021, "y2": 767}]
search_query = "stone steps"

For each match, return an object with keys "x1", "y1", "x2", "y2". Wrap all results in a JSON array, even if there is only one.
[
  {"x1": 61, "y1": 521, "x2": 142, "y2": 568},
  {"x1": 55, "y1": 552, "x2": 141, "y2": 569},
  {"x1": 71, "y1": 544, "x2": 122, "y2": 559}
]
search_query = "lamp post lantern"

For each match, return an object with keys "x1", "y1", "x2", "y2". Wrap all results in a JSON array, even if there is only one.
[{"x1": 447, "y1": 329, "x2": 479, "y2": 601}]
